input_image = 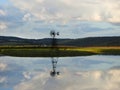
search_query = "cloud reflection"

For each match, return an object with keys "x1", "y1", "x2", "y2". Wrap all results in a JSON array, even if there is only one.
[
  {"x1": 14, "y1": 68, "x2": 120, "y2": 90},
  {"x1": 0, "y1": 63, "x2": 7, "y2": 71}
]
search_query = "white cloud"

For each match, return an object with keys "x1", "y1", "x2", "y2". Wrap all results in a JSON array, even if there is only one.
[
  {"x1": 0, "y1": 10, "x2": 6, "y2": 16},
  {"x1": 10, "y1": 0, "x2": 120, "y2": 23},
  {"x1": 0, "y1": 22, "x2": 7, "y2": 30},
  {"x1": 23, "y1": 72, "x2": 32, "y2": 80},
  {"x1": 0, "y1": 77, "x2": 7, "y2": 83},
  {"x1": 14, "y1": 69, "x2": 120, "y2": 90},
  {"x1": 22, "y1": 13, "x2": 32, "y2": 21},
  {"x1": 0, "y1": 63, "x2": 7, "y2": 71}
]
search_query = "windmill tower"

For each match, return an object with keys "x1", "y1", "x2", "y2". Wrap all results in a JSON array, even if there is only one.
[{"x1": 50, "y1": 30, "x2": 60, "y2": 77}]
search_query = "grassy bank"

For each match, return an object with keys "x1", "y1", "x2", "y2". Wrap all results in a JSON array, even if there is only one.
[
  {"x1": 0, "y1": 46, "x2": 120, "y2": 57},
  {"x1": 76, "y1": 47, "x2": 120, "y2": 55}
]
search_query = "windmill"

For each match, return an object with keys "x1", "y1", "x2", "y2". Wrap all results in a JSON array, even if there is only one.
[
  {"x1": 50, "y1": 30, "x2": 59, "y2": 47},
  {"x1": 50, "y1": 30, "x2": 60, "y2": 77}
]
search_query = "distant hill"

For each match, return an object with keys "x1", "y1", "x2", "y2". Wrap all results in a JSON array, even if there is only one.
[
  {"x1": 0, "y1": 36, "x2": 120, "y2": 47},
  {"x1": 59, "y1": 36, "x2": 120, "y2": 47}
]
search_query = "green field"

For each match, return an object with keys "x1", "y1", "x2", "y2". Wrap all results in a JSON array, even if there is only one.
[{"x1": 0, "y1": 46, "x2": 120, "y2": 57}]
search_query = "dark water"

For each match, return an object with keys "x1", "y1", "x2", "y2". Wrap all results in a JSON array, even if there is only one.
[{"x1": 0, "y1": 55, "x2": 120, "y2": 90}]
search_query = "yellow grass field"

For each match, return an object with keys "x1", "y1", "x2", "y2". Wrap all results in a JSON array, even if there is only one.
[{"x1": 0, "y1": 46, "x2": 120, "y2": 57}]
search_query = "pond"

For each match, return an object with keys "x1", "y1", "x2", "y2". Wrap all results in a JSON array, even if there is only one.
[{"x1": 0, "y1": 55, "x2": 120, "y2": 90}]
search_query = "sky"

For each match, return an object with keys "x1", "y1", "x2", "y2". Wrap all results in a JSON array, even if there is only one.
[{"x1": 0, "y1": 0, "x2": 120, "y2": 39}]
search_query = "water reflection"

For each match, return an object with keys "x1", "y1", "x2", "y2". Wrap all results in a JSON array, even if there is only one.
[
  {"x1": 50, "y1": 57, "x2": 60, "y2": 77},
  {"x1": 0, "y1": 55, "x2": 120, "y2": 90},
  {"x1": 14, "y1": 68, "x2": 120, "y2": 90}
]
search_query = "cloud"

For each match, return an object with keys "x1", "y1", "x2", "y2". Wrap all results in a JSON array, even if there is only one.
[
  {"x1": 0, "y1": 22, "x2": 7, "y2": 30},
  {"x1": 14, "y1": 69, "x2": 120, "y2": 90},
  {"x1": 0, "y1": 0, "x2": 119, "y2": 38},
  {"x1": 23, "y1": 72, "x2": 32, "y2": 80},
  {"x1": 0, "y1": 77, "x2": 6, "y2": 83},
  {"x1": 0, "y1": 63, "x2": 7, "y2": 85},
  {"x1": 10, "y1": 0, "x2": 120, "y2": 23},
  {"x1": 110, "y1": 66, "x2": 120, "y2": 70},
  {"x1": 0, "y1": 63, "x2": 7, "y2": 71},
  {"x1": 22, "y1": 13, "x2": 32, "y2": 22},
  {"x1": 0, "y1": 9, "x2": 6, "y2": 16}
]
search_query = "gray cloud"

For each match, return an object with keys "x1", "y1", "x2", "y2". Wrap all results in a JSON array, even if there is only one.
[{"x1": 110, "y1": 66, "x2": 120, "y2": 70}]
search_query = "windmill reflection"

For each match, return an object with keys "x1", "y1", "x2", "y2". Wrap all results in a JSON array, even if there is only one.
[
  {"x1": 50, "y1": 57, "x2": 60, "y2": 77},
  {"x1": 50, "y1": 30, "x2": 60, "y2": 77}
]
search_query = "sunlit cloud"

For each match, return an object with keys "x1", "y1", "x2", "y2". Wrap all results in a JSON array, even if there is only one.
[{"x1": 14, "y1": 69, "x2": 120, "y2": 90}]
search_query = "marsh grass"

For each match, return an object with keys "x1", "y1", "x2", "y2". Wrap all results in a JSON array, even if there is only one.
[
  {"x1": 0, "y1": 46, "x2": 120, "y2": 57},
  {"x1": 0, "y1": 49, "x2": 95, "y2": 57}
]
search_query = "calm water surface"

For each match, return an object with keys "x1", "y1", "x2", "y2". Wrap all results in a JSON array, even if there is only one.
[{"x1": 0, "y1": 55, "x2": 120, "y2": 90}]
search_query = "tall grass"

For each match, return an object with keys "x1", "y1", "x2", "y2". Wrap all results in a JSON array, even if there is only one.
[{"x1": 0, "y1": 46, "x2": 120, "y2": 57}]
